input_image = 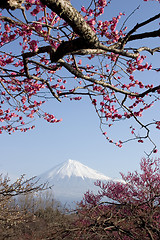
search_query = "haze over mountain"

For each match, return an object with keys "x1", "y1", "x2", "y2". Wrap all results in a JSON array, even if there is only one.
[{"x1": 37, "y1": 159, "x2": 112, "y2": 205}]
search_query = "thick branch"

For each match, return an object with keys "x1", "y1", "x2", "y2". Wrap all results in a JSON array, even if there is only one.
[
  {"x1": 51, "y1": 41, "x2": 139, "y2": 62},
  {"x1": 128, "y1": 29, "x2": 160, "y2": 42},
  {"x1": 120, "y1": 13, "x2": 160, "y2": 47},
  {"x1": 137, "y1": 46, "x2": 160, "y2": 54},
  {"x1": 138, "y1": 84, "x2": 160, "y2": 98},
  {"x1": 50, "y1": 37, "x2": 89, "y2": 62},
  {"x1": 0, "y1": 0, "x2": 24, "y2": 10},
  {"x1": 40, "y1": 0, "x2": 98, "y2": 45}
]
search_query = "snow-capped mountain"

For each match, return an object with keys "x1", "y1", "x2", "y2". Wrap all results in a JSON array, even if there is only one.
[{"x1": 37, "y1": 159, "x2": 112, "y2": 205}]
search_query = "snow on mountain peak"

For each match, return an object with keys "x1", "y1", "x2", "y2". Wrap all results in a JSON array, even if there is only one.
[
  {"x1": 42, "y1": 159, "x2": 111, "y2": 181},
  {"x1": 37, "y1": 159, "x2": 114, "y2": 206}
]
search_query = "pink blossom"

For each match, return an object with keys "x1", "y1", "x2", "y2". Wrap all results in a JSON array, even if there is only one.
[
  {"x1": 4, "y1": 24, "x2": 11, "y2": 33},
  {"x1": 98, "y1": 0, "x2": 107, "y2": 7},
  {"x1": 153, "y1": 149, "x2": 158, "y2": 153},
  {"x1": 29, "y1": 40, "x2": 39, "y2": 52},
  {"x1": 0, "y1": 109, "x2": 3, "y2": 116},
  {"x1": 81, "y1": 6, "x2": 86, "y2": 13}
]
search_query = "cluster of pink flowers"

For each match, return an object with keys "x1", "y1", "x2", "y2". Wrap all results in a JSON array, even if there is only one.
[
  {"x1": 0, "y1": 0, "x2": 158, "y2": 151},
  {"x1": 81, "y1": 157, "x2": 160, "y2": 207},
  {"x1": 29, "y1": 40, "x2": 39, "y2": 52},
  {"x1": 76, "y1": 157, "x2": 160, "y2": 239}
]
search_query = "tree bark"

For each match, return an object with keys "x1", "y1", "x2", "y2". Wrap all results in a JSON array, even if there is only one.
[
  {"x1": 40, "y1": 0, "x2": 98, "y2": 46},
  {"x1": 0, "y1": 0, "x2": 24, "y2": 9}
]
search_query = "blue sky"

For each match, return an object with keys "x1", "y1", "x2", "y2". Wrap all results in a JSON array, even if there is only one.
[{"x1": 0, "y1": 0, "x2": 160, "y2": 181}]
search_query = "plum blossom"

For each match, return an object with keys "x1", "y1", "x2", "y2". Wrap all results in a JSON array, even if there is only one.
[{"x1": 29, "y1": 40, "x2": 39, "y2": 52}]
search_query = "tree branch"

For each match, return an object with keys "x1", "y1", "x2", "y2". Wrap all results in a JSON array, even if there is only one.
[
  {"x1": 120, "y1": 13, "x2": 160, "y2": 47},
  {"x1": 40, "y1": 0, "x2": 98, "y2": 45},
  {"x1": 128, "y1": 29, "x2": 160, "y2": 42}
]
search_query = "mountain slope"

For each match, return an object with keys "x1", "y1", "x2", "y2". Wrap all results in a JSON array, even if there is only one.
[
  {"x1": 40, "y1": 159, "x2": 111, "y2": 180},
  {"x1": 37, "y1": 159, "x2": 112, "y2": 205}
]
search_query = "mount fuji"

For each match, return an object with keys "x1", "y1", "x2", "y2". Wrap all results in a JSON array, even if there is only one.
[{"x1": 37, "y1": 159, "x2": 112, "y2": 205}]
